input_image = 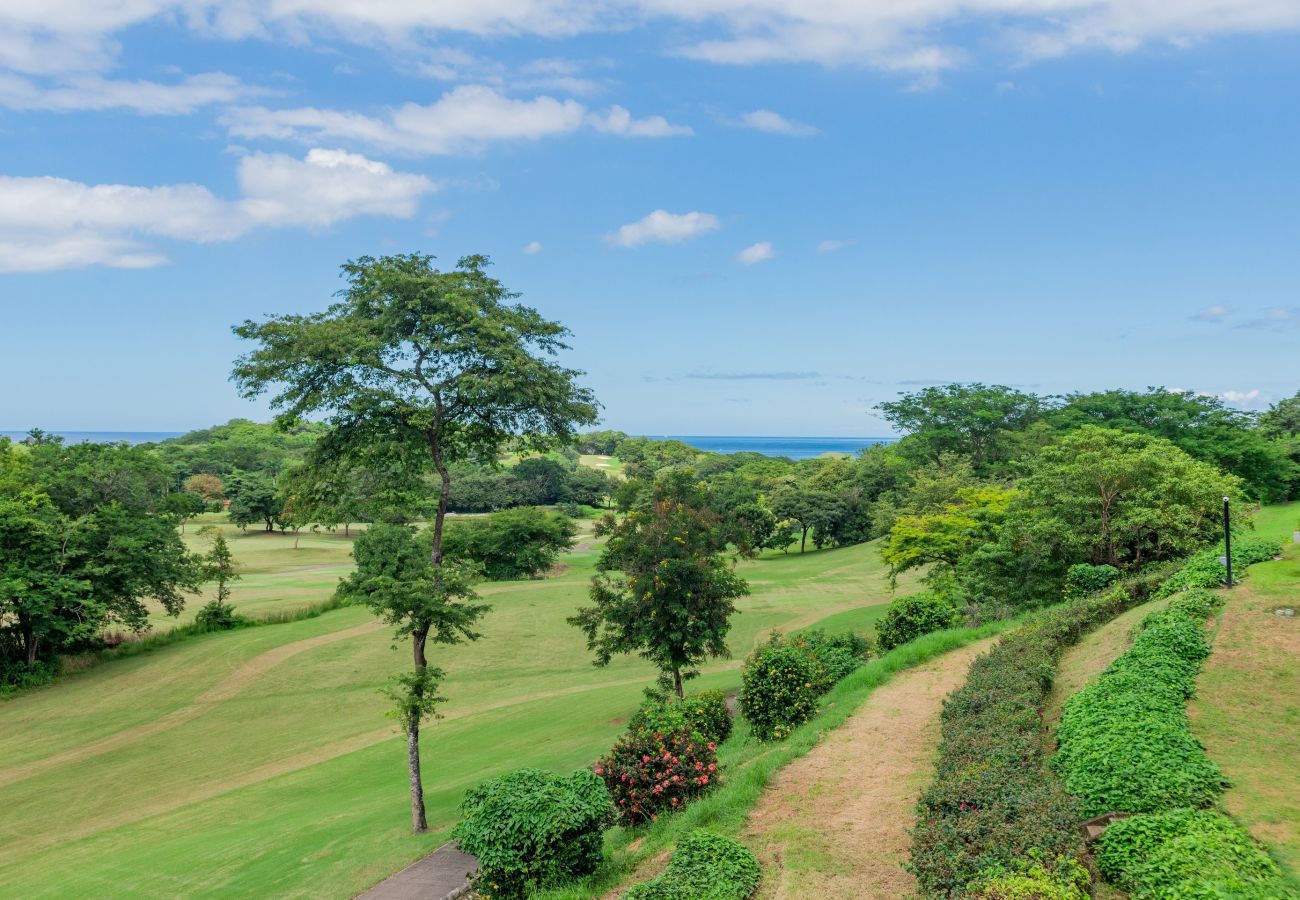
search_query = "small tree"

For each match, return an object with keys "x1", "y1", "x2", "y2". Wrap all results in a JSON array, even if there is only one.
[
  {"x1": 234, "y1": 253, "x2": 596, "y2": 831},
  {"x1": 196, "y1": 532, "x2": 243, "y2": 629},
  {"x1": 569, "y1": 490, "x2": 749, "y2": 698},
  {"x1": 336, "y1": 524, "x2": 489, "y2": 831}
]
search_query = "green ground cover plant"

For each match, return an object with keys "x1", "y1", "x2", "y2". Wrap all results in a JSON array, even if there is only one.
[
  {"x1": 909, "y1": 563, "x2": 1176, "y2": 897},
  {"x1": 623, "y1": 830, "x2": 760, "y2": 900},
  {"x1": 965, "y1": 851, "x2": 1091, "y2": 900},
  {"x1": 452, "y1": 767, "x2": 614, "y2": 899},
  {"x1": 1052, "y1": 588, "x2": 1227, "y2": 815}
]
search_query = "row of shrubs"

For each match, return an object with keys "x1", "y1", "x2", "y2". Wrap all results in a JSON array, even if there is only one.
[
  {"x1": 1052, "y1": 539, "x2": 1296, "y2": 899},
  {"x1": 908, "y1": 563, "x2": 1178, "y2": 897}
]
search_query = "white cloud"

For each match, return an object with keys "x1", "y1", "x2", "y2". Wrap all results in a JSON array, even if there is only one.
[
  {"x1": 735, "y1": 109, "x2": 817, "y2": 136},
  {"x1": 1191, "y1": 303, "x2": 1230, "y2": 322},
  {"x1": 223, "y1": 85, "x2": 688, "y2": 155},
  {"x1": 0, "y1": 148, "x2": 436, "y2": 272},
  {"x1": 605, "y1": 210, "x2": 720, "y2": 248},
  {"x1": 7, "y1": 1, "x2": 1299, "y2": 86},
  {"x1": 737, "y1": 241, "x2": 776, "y2": 264},
  {"x1": 0, "y1": 72, "x2": 265, "y2": 114},
  {"x1": 1221, "y1": 389, "x2": 1262, "y2": 406},
  {"x1": 522, "y1": 240, "x2": 542, "y2": 254},
  {"x1": 816, "y1": 238, "x2": 853, "y2": 253}
]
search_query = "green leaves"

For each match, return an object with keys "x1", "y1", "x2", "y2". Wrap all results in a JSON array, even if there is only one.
[{"x1": 623, "y1": 830, "x2": 760, "y2": 900}]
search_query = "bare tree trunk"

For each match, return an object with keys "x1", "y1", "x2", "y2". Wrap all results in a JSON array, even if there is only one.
[
  {"x1": 21, "y1": 616, "x2": 37, "y2": 667},
  {"x1": 673, "y1": 667, "x2": 683, "y2": 700},
  {"x1": 800, "y1": 526, "x2": 808, "y2": 554},
  {"x1": 408, "y1": 627, "x2": 430, "y2": 833}
]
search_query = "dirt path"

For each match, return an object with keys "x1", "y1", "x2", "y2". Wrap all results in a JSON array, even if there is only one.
[
  {"x1": 0, "y1": 621, "x2": 386, "y2": 789},
  {"x1": 744, "y1": 638, "x2": 996, "y2": 900}
]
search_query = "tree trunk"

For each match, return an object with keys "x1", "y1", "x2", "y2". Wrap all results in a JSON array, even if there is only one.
[
  {"x1": 344, "y1": 522, "x2": 350, "y2": 537},
  {"x1": 20, "y1": 616, "x2": 37, "y2": 667},
  {"x1": 800, "y1": 526, "x2": 808, "y2": 554},
  {"x1": 407, "y1": 712, "x2": 427, "y2": 833},
  {"x1": 673, "y1": 667, "x2": 683, "y2": 700},
  {"x1": 408, "y1": 627, "x2": 431, "y2": 833}
]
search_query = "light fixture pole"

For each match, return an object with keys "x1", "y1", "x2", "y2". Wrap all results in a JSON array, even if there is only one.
[{"x1": 1222, "y1": 496, "x2": 1233, "y2": 588}]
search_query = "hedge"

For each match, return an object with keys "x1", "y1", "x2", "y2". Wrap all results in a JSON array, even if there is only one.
[{"x1": 909, "y1": 562, "x2": 1176, "y2": 897}]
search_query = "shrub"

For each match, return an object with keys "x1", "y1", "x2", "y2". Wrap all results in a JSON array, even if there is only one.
[
  {"x1": 738, "y1": 641, "x2": 822, "y2": 742},
  {"x1": 786, "y1": 628, "x2": 871, "y2": 687},
  {"x1": 1064, "y1": 563, "x2": 1120, "y2": 599},
  {"x1": 1052, "y1": 589, "x2": 1227, "y2": 815},
  {"x1": 910, "y1": 576, "x2": 1165, "y2": 896},
  {"x1": 966, "y1": 852, "x2": 1091, "y2": 900},
  {"x1": 1096, "y1": 810, "x2": 1292, "y2": 900},
  {"x1": 596, "y1": 728, "x2": 719, "y2": 825},
  {"x1": 623, "y1": 829, "x2": 760, "y2": 900},
  {"x1": 630, "y1": 690, "x2": 732, "y2": 745},
  {"x1": 441, "y1": 507, "x2": 577, "y2": 580},
  {"x1": 451, "y1": 767, "x2": 614, "y2": 900},
  {"x1": 1153, "y1": 538, "x2": 1279, "y2": 597},
  {"x1": 876, "y1": 592, "x2": 960, "y2": 651},
  {"x1": 195, "y1": 600, "x2": 246, "y2": 630},
  {"x1": 558, "y1": 501, "x2": 585, "y2": 518}
]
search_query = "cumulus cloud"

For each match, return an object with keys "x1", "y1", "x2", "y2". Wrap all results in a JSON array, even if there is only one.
[
  {"x1": 0, "y1": 71, "x2": 265, "y2": 114},
  {"x1": 605, "y1": 210, "x2": 720, "y2": 248},
  {"x1": 735, "y1": 109, "x2": 817, "y2": 136},
  {"x1": 0, "y1": 148, "x2": 436, "y2": 272},
  {"x1": 737, "y1": 241, "x2": 775, "y2": 264},
  {"x1": 816, "y1": 238, "x2": 853, "y2": 253},
  {"x1": 1220, "y1": 389, "x2": 1262, "y2": 406},
  {"x1": 522, "y1": 240, "x2": 542, "y2": 254},
  {"x1": 223, "y1": 85, "x2": 688, "y2": 155}
]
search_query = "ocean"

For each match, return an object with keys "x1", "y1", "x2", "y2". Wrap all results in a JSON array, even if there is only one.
[{"x1": 1, "y1": 431, "x2": 897, "y2": 460}]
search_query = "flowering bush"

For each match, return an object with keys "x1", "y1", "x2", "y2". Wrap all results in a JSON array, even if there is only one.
[
  {"x1": 630, "y1": 689, "x2": 732, "y2": 744},
  {"x1": 451, "y1": 767, "x2": 614, "y2": 900},
  {"x1": 875, "y1": 592, "x2": 960, "y2": 651},
  {"x1": 596, "y1": 727, "x2": 719, "y2": 825},
  {"x1": 738, "y1": 641, "x2": 821, "y2": 742}
]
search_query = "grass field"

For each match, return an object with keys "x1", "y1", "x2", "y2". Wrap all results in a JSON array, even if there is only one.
[
  {"x1": 1191, "y1": 500, "x2": 1300, "y2": 876},
  {"x1": 0, "y1": 517, "x2": 914, "y2": 898}
]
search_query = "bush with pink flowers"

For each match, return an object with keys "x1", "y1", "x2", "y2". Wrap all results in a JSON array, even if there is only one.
[{"x1": 595, "y1": 727, "x2": 719, "y2": 825}]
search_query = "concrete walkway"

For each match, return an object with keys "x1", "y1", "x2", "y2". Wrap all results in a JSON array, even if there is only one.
[{"x1": 357, "y1": 842, "x2": 478, "y2": 900}]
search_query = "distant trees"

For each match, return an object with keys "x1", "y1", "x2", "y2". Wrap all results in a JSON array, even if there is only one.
[
  {"x1": 570, "y1": 484, "x2": 748, "y2": 698},
  {"x1": 225, "y1": 472, "x2": 283, "y2": 532},
  {"x1": 443, "y1": 508, "x2": 577, "y2": 580},
  {"x1": 233, "y1": 252, "x2": 597, "y2": 832},
  {"x1": 879, "y1": 383, "x2": 1043, "y2": 473},
  {"x1": 183, "y1": 473, "x2": 224, "y2": 503}
]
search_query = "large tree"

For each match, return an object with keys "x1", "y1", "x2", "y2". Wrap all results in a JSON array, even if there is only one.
[
  {"x1": 232, "y1": 252, "x2": 597, "y2": 831},
  {"x1": 878, "y1": 383, "x2": 1043, "y2": 473},
  {"x1": 569, "y1": 485, "x2": 749, "y2": 699}
]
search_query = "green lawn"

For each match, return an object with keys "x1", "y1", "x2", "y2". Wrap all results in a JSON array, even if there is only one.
[{"x1": 0, "y1": 521, "x2": 912, "y2": 898}]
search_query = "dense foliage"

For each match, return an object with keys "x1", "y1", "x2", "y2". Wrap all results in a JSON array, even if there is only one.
[
  {"x1": 451, "y1": 767, "x2": 614, "y2": 900},
  {"x1": 442, "y1": 507, "x2": 577, "y2": 579},
  {"x1": 1096, "y1": 810, "x2": 1295, "y2": 900},
  {"x1": 965, "y1": 852, "x2": 1091, "y2": 900},
  {"x1": 739, "y1": 629, "x2": 869, "y2": 741},
  {"x1": 622, "y1": 830, "x2": 761, "y2": 900},
  {"x1": 875, "y1": 592, "x2": 960, "y2": 650},
  {"x1": 629, "y1": 690, "x2": 732, "y2": 745},
  {"x1": 595, "y1": 726, "x2": 719, "y2": 824},
  {"x1": 909, "y1": 565, "x2": 1174, "y2": 897},
  {"x1": 1052, "y1": 588, "x2": 1228, "y2": 814}
]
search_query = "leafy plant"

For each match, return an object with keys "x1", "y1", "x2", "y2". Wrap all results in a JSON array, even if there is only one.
[
  {"x1": 1052, "y1": 588, "x2": 1227, "y2": 815},
  {"x1": 630, "y1": 690, "x2": 732, "y2": 745},
  {"x1": 596, "y1": 727, "x2": 719, "y2": 824},
  {"x1": 1063, "y1": 563, "x2": 1120, "y2": 599},
  {"x1": 623, "y1": 829, "x2": 760, "y2": 900},
  {"x1": 875, "y1": 592, "x2": 960, "y2": 651},
  {"x1": 442, "y1": 507, "x2": 577, "y2": 580},
  {"x1": 194, "y1": 600, "x2": 246, "y2": 630},
  {"x1": 738, "y1": 640, "x2": 822, "y2": 742},
  {"x1": 451, "y1": 767, "x2": 615, "y2": 900},
  {"x1": 1096, "y1": 809, "x2": 1292, "y2": 900},
  {"x1": 966, "y1": 852, "x2": 1091, "y2": 900}
]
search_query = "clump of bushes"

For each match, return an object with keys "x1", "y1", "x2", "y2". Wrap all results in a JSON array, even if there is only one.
[
  {"x1": 451, "y1": 767, "x2": 614, "y2": 900},
  {"x1": 441, "y1": 507, "x2": 577, "y2": 580},
  {"x1": 1052, "y1": 588, "x2": 1226, "y2": 815},
  {"x1": 875, "y1": 592, "x2": 960, "y2": 651},
  {"x1": 629, "y1": 690, "x2": 732, "y2": 745},
  {"x1": 739, "y1": 629, "x2": 870, "y2": 741},
  {"x1": 1096, "y1": 809, "x2": 1295, "y2": 900},
  {"x1": 623, "y1": 829, "x2": 760, "y2": 900},
  {"x1": 1153, "y1": 537, "x2": 1279, "y2": 597},
  {"x1": 1064, "y1": 563, "x2": 1120, "y2": 599},
  {"x1": 596, "y1": 727, "x2": 719, "y2": 824},
  {"x1": 194, "y1": 600, "x2": 246, "y2": 630},
  {"x1": 910, "y1": 575, "x2": 1165, "y2": 896},
  {"x1": 965, "y1": 852, "x2": 1091, "y2": 900}
]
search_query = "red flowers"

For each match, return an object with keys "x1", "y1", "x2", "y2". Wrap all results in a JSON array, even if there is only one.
[{"x1": 594, "y1": 727, "x2": 720, "y2": 825}]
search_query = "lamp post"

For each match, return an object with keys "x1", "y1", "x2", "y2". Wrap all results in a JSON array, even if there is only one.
[{"x1": 1222, "y1": 496, "x2": 1233, "y2": 588}]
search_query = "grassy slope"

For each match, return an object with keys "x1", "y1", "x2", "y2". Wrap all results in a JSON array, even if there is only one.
[
  {"x1": 1191, "y1": 500, "x2": 1300, "y2": 876},
  {"x1": 0, "y1": 521, "x2": 912, "y2": 898}
]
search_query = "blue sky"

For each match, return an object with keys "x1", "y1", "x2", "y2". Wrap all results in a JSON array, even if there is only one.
[{"x1": 1, "y1": 3, "x2": 1298, "y2": 435}]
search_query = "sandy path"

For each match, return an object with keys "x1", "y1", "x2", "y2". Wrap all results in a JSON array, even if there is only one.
[
  {"x1": 0, "y1": 621, "x2": 385, "y2": 789},
  {"x1": 744, "y1": 638, "x2": 996, "y2": 900}
]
